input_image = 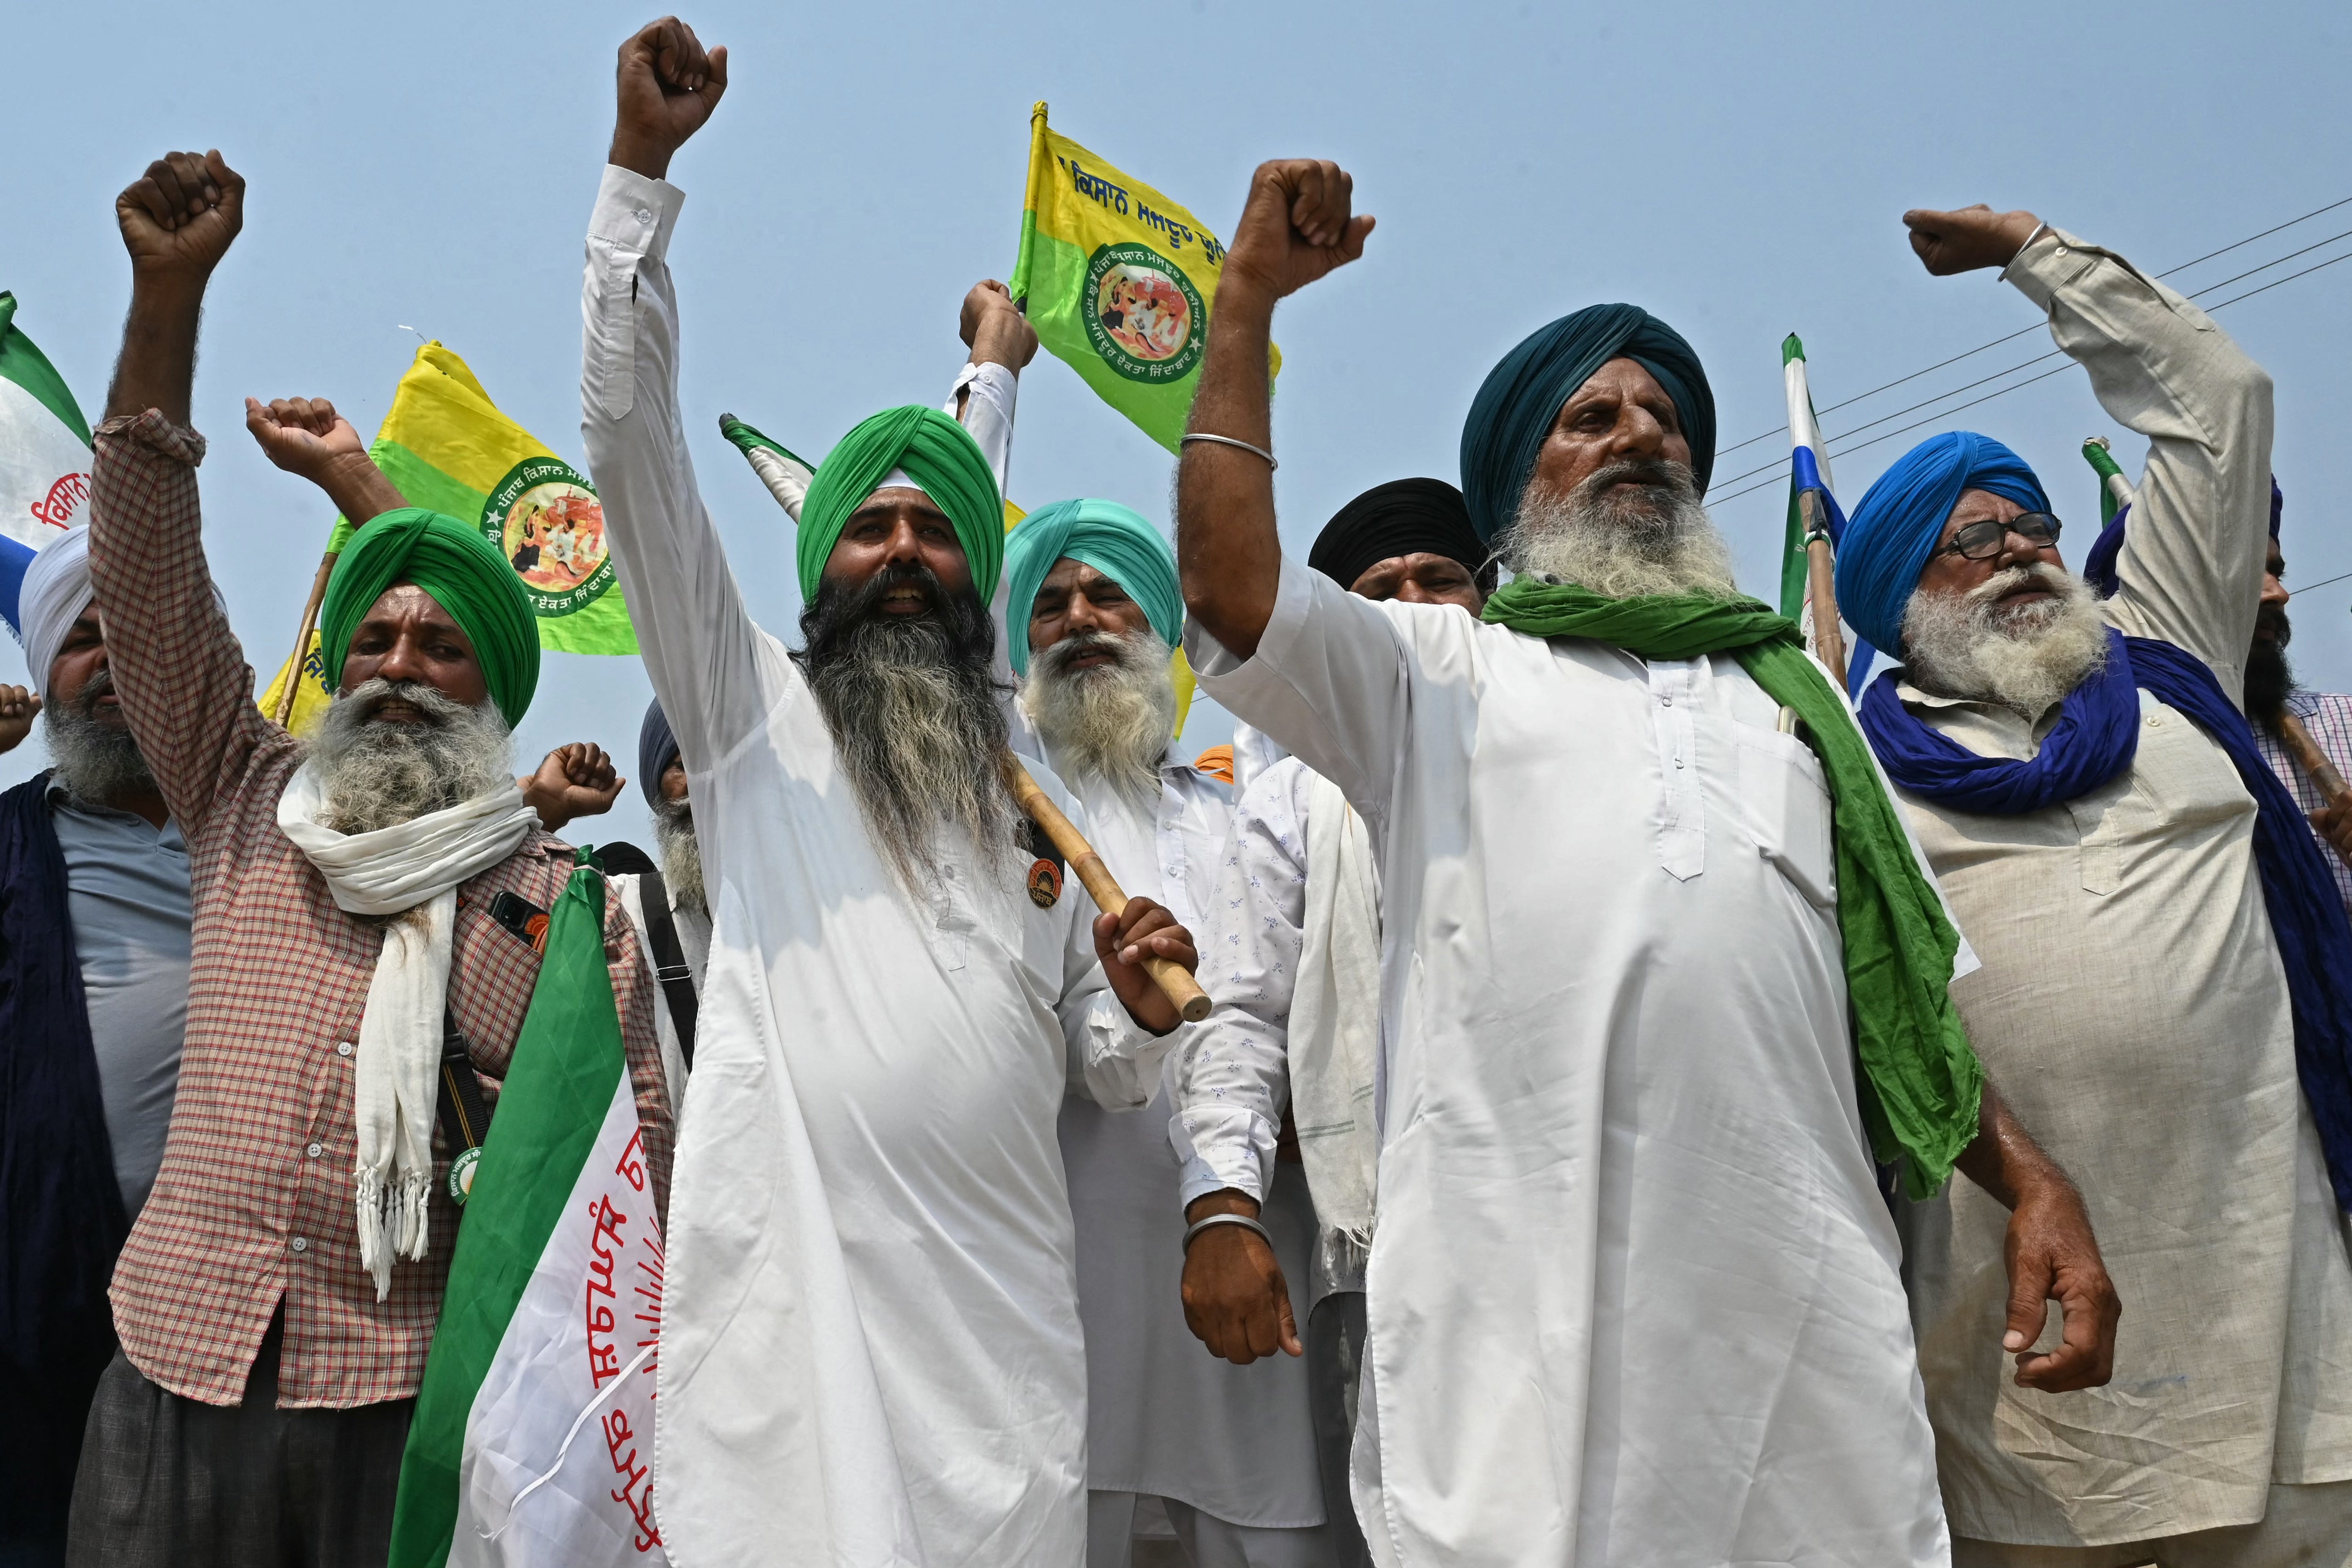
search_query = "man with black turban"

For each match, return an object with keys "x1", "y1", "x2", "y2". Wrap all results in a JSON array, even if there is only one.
[
  {"x1": 1173, "y1": 157, "x2": 2114, "y2": 1567},
  {"x1": 579, "y1": 23, "x2": 1203, "y2": 1565},
  {"x1": 1836, "y1": 205, "x2": 2352, "y2": 1566},
  {"x1": 65, "y1": 151, "x2": 675, "y2": 1565}
]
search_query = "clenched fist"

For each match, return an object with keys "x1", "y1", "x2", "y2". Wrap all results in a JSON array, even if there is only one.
[
  {"x1": 1219, "y1": 159, "x2": 1375, "y2": 306},
  {"x1": 522, "y1": 742, "x2": 625, "y2": 833},
  {"x1": 1903, "y1": 205, "x2": 2044, "y2": 277},
  {"x1": 609, "y1": 17, "x2": 728, "y2": 181},
  {"x1": 117, "y1": 151, "x2": 244, "y2": 282}
]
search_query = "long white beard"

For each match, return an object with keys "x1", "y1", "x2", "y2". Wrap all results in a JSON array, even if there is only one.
[
  {"x1": 652, "y1": 796, "x2": 705, "y2": 915},
  {"x1": 1493, "y1": 459, "x2": 1740, "y2": 600},
  {"x1": 304, "y1": 678, "x2": 515, "y2": 835},
  {"x1": 1901, "y1": 563, "x2": 2111, "y2": 720},
  {"x1": 1022, "y1": 626, "x2": 1175, "y2": 805}
]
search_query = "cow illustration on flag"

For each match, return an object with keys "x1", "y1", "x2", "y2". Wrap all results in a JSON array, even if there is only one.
[
  {"x1": 0, "y1": 291, "x2": 94, "y2": 631},
  {"x1": 387, "y1": 856, "x2": 665, "y2": 1568},
  {"x1": 1009, "y1": 104, "x2": 1278, "y2": 452}
]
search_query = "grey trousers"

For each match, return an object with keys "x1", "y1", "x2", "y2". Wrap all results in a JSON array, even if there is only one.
[
  {"x1": 1306, "y1": 1291, "x2": 1372, "y2": 1568},
  {"x1": 1951, "y1": 1479, "x2": 2352, "y2": 1568},
  {"x1": 65, "y1": 1317, "x2": 413, "y2": 1568}
]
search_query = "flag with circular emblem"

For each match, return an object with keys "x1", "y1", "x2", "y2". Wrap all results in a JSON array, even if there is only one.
[{"x1": 0, "y1": 291, "x2": 93, "y2": 637}]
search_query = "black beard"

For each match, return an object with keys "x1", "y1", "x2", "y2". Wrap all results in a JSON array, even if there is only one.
[
  {"x1": 793, "y1": 562, "x2": 1018, "y2": 889},
  {"x1": 2245, "y1": 617, "x2": 2295, "y2": 732}
]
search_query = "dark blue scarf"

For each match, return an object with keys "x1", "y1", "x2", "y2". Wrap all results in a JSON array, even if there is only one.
[
  {"x1": 0, "y1": 774, "x2": 127, "y2": 1390},
  {"x1": 1858, "y1": 631, "x2": 2352, "y2": 1207}
]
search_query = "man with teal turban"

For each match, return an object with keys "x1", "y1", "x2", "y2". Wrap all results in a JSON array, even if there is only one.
[
  {"x1": 65, "y1": 153, "x2": 674, "y2": 1565},
  {"x1": 1172, "y1": 154, "x2": 2116, "y2": 1568},
  {"x1": 1837, "y1": 203, "x2": 2352, "y2": 1566},
  {"x1": 579, "y1": 28, "x2": 1206, "y2": 1565}
]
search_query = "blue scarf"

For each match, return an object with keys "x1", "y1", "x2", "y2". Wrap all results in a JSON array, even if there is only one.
[
  {"x1": 0, "y1": 774, "x2": 128, "y2": 1391},
  {"x1": 1858, "y1": 632, "x2": 2352, "y2": 1206}
]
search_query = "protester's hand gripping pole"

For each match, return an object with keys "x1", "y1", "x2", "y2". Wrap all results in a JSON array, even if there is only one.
[
  {"x1": 1002, "y1": 756, "x2": 1212, "y2": 1023},
  {"x1": 1800, "y1": 491, "x2": 1848, "y2": 696}
]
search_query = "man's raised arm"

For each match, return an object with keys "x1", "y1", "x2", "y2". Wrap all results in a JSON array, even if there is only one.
[{"x1": 1176, "y1": 161, "x2": 1372, "y2": 660}]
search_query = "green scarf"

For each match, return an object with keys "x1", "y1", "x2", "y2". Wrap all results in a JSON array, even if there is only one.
[{"x1": 1482, "y1": 578, "x2": 1983, "y2": 1197}]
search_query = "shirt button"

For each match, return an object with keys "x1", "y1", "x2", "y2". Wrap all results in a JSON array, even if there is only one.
[
  {"x1": 634, "y1": 207, "x2": 654, "y2": 225},
  {"x1": 290, "y1": 1237, "x2": 309, "y2": 1254},
  {"x1": 1659, "y1": 695, "x2": 1673, "y2": 707},
  {"x1": 2146, "y1": 716, "x2": 2161, "y2": 727},
  {"x1": 336, "y1": 1041, "x2": 354, "y2": 1057},
  {"x1": 306, "y1": 1142, "x2": 324, "y2": 1159},
  {"x1": 1674, "y1": 756, "x2": 1687, "y2": 769}
]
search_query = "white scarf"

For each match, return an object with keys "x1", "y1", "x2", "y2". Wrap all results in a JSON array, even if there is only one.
[
  {"x1": 277, "y1": 762, "x2": 539, "y2": 1298},
  {"x1": 1294, "y1": 771, "x2": 1383, "y2": 1294}
]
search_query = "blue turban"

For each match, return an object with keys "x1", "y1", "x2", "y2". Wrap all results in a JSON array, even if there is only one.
[
  {"x1": 1002, "y1": 499, "x2": 1182, "y2": 676},
  {"x1": 1835, "y1": 432, "x2": 2051, "y2": 654},
  {"x1": 1458, "y1": 304, "x2": 1716, "y2": 542},
  {"x1": 638, "y1": 698, "x2": 680, "y2": 809}
]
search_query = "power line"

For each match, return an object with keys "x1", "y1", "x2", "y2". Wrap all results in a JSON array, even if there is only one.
[{"x1": 1713, "y1": 194, "x2": 2352, "y2": 461}]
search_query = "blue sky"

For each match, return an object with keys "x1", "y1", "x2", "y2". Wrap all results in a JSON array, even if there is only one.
[{"x1": 5, "y1": 0, "x2": 2348, "y2": 850}]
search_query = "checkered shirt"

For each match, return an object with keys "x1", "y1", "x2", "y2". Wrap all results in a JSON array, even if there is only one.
[
  {"x1": 2255, "y1": 689, "x2": 2352, "y2": 920},
  {"x1": 89, "y1": 412, "x2": 673, "y2": 1409}
]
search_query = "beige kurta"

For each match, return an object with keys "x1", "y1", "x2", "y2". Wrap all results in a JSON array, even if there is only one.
[{"x1": 1893, "y1": 224, "x2": 2352, "y2": 1549}]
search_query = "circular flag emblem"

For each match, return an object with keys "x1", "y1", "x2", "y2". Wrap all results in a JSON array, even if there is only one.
[
  {"x1": 1085, "y1": 243, "x2": 1206, "y2": 383},
  {"x1": 480, "y1": 457, "x2": 617, "y2": 618},
  {"x1": 448, "y1": 1145, "x2": 482, "y2": 1205}
]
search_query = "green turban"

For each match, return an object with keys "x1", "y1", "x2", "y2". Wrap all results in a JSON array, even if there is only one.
[
  {"x1": 1002, "y1": 499, "x2": 1182, "y2": 676},
  {"x1": 797, "y1": 405, "x2": 1003, "y2": 603},
  {"x1": 318, "y1": 506, "x2": 540, "y2": 727}
]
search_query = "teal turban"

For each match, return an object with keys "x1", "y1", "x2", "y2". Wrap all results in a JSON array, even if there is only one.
[
  {"x1": 1834, "y1": 432, "x2": 2050, "y2": 654},
  {"x1": 797, "y1": 405, "x2": 1003, "y2": 603},
  {"x1": 1458, "y1": 304, "x2": 1716, "y2": 542},
  {"x1": 318, "y1": 507, "x2": 540, "y2": 727},
  {"x1": 1002, "y1": 499, "x2": 1182, "y2": 676}
]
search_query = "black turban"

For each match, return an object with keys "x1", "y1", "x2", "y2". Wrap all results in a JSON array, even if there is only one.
[
  {"x1": 1308, "y1": 478, "x2": 1495, "y2": 595},
  {"x1": 1457, "y1": 304, "x2": 1715, "y2": 542},
  {"x1": 638, "y1": 698, "x2": 681, "y2": 809}
]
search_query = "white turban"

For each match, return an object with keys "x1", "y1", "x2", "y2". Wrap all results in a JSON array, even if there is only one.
[{"x1": 19, "y1": 527, "x2": 92, "y2": 699}]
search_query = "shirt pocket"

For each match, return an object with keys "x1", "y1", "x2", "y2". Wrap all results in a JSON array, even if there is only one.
[
  {"x1": 583, "y1": 238, "x2": 638, "y2": 421},
  {"x1": 1731, "y1": 726, "x2": 1838, "y2": 910}
]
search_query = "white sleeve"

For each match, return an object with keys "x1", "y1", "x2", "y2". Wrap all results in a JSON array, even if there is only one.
[
  {"x1": 579, "y1": 164, "x2": 790, "y2": 774},
  {"x1": 1052, "y1": 791, "x2": 1185, "y2": 1109},
  {"x1": 1168, "y1": 760, "x2": 1311, "y2": 1205},
  {"x1": 943, "y1": 361, "x2": 1019, "y2": 497},
  {"x1": 2003, "y1": 225, "x2": 2275, "y2": 689}
]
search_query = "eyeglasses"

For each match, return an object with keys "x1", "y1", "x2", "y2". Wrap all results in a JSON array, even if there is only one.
[{"x1": 1931, "y1": 511, "x2": 2062, "y2": 562}]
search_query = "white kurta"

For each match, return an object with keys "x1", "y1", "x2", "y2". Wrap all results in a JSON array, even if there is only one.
[
  {"x1": 1190, "y1": 563, "x2": 1950, "y2": 1567},
  {"x1": 1046, "y1": 742, "x2": 1328, "y2": 1531},
  {"x1": 582, "y1": 165, "x2": 1173, "y2": 1567}
]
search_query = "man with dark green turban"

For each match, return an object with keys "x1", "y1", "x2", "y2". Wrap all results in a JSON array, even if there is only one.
[
  {"x1": 66, "y1": 150, "x2": 672, "y2": 1566},
  {"x1": 1171, "y1": 154, "x2": 2116, "y2": 1568},
  {"x1": 579, "y1": 22, "x2": 1205, "y2": 1565}
]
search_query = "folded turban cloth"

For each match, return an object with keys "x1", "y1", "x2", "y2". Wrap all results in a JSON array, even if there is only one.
[
  {"x1": 638, "y1": 698, "x2": 680, "y2": 808},
  {"x1": 1001, "y1": 500, "x2": 1182, "y2": 677},
  {"x1": 1308, "y1": 477, "x2": 1494, "y2": 594},
  {"x1": 16, "y1": 527, "x2": 92, "y2": 700},
  {"x1": 1459, "y1": 304, "x2": 1716, "y2": 543},
  {"x1": 797, "y1": 405, "x2": 1003, "y2": 604},
  {"x1": 318, "y1": 507, "x2": 540, "y2": 727},
  {"x1": 1835, "y1": 432, "x2": 2051, "y2": 655}
]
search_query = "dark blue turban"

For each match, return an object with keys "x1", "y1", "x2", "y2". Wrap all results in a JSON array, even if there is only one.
[
  {"x1": 638, "y1": 698, "x2": 681, "y2": 809},
  {"x1": 1458, "y1": 304, "x2": 1716, "y2": 543},
  {"x1": 1835, "y1": 431, "x2": 2050, "y2": 654}
]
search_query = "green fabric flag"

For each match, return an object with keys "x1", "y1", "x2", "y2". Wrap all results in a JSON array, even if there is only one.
[{"x1": 1481, "y1": 578, "x2": 1984, "y2": 1197}]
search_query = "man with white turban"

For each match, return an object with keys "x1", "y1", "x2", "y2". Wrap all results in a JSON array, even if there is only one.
[{"x1": 1835, "y1": 203, "x2": 2352, "y2": 1567}]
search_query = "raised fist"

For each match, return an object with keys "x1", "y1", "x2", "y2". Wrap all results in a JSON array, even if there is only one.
[
  {"x1": 523, "y1": 742, "x2": 625, "y2": 833},
  {"x1": 116, "y1": 151, "x2": 245, "y2": 281},
  {"x1": 244, "y1": 396, "x2": 367, "y2": 483},
  {"x1": 1903, "y1": 205, "x2": 2044, "y2": 277},
  {"x1": 960, "y1": 280, "x2": 1038, "y2": 370},
  {"x1": 0, "y1": 685, "x2": 38, "y2": 756},
  {"x1": 610, "y1": 17, "x2": 728, "y2": 180},
  {"x1": 1220, "y1": 159, "x2": 1375, "y2": 305}
]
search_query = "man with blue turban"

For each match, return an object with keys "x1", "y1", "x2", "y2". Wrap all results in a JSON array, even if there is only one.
[
  {"x1": 63, "y1": 153, "x2": 676, "y2": 1565},
  {"x1": 1172, "y1": 159, "x2": 2114, "y2": 1568},
  {"x1": 1837, "y1": 203, "x2": 2352, "y2": 1565},
  {"x1": 580, "y1": 24, "x2": 1206, "y2": 1565}
]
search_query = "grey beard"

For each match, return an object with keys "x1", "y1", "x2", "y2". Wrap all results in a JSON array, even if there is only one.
[
  {"x1": 1901, "y1": 563, "x2": 2111, "y2": 721},
  {"x1": 799, "y1": 585, "x2": 1021, "y2": 895},
  {"x1": 1022, "y1": 627, "x2": 1173, "y2": 806},
  {"x1": 652, "y1": 796, "x2": 705, "y2": 916},
  {"x1": 44, "y1": 667, "x2": 157, "y2": 808},
  {"x1": 1493, "y1": 459, "x2": 1740, "y2": 600},
  {"x1": 303, "y1": 678, "x2": 514, "y2": 835}
]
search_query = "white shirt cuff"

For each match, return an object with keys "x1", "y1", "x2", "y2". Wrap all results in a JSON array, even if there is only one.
[
  {"x1": 591, "y1": 165, "x2": 688, "y2": 262},
  {"x1": 1171, "y1": 1103, "x2": 1277, "y2": 1206}
]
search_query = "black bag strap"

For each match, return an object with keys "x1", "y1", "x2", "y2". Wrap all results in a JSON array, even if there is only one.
[
  {"x1": 632, "y1": 869, "x2": 699, "y2": 1070},
  {"x1": 437, "y1": 1008, "x2": 495, "y2": 1206}
]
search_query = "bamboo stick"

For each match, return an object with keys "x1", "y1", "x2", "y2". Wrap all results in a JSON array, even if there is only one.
[
  {"x1": 2281, "y1": 712, "x2": 2352, "y2": 807},
  {"x1": 1799, "y1": 489, "x2": 1847, "y2": 694},
  {"x1": 271, "y1": 552, "x2": 337, "y2": 728},
  {"x1": 1002, "y1": 756, "x2": 1212, "y2": 1023}
]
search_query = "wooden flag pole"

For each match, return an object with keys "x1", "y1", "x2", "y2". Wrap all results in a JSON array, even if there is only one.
[
  {"x1": 2281, "y1": 713, "x2": 2352, "y2": 809},
  {"x1": 271, "y1": 551, "x2": 338, "y2": 728},
  {"x1": 1799, "y1": 489, "x2": 1848, "y2": 695},
  {"x1": 1002, "y1": 756, "x2": 1212, "y2": 1023}
]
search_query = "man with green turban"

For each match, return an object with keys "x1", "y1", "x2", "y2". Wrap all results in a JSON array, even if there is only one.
[
  {"x1": 1170, "y1": 154, "x2": 2117, "y2": 1568},
  {"x1": 66, "y1": 151, "x2": 673, "y2": 1565},
  {"x1": 579, "y1": 23, "x2": 1205, "y2": 1566}
]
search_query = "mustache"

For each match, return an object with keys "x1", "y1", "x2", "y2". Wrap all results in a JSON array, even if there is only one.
[
  {"x1": 338, "y1": 677, "x2": 472, "y2": 726},
  {"x1": 73, "y1": 664, "x2": 116, "y2": 719},
  {"x1": 1580, "y1": 458, "x2": 1688, "y2": 494},
  {"x1": 1966, "y1": 562, "x2": 2074, "y2": 605}
]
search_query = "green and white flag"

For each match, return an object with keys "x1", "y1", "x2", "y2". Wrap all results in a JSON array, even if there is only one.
[
  {"x1": 388, "y1": 857, "x2": 667, "y2": 1568},
  {"x1": 0, "y1": 291, "x2": 94, "y2": 627}
]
